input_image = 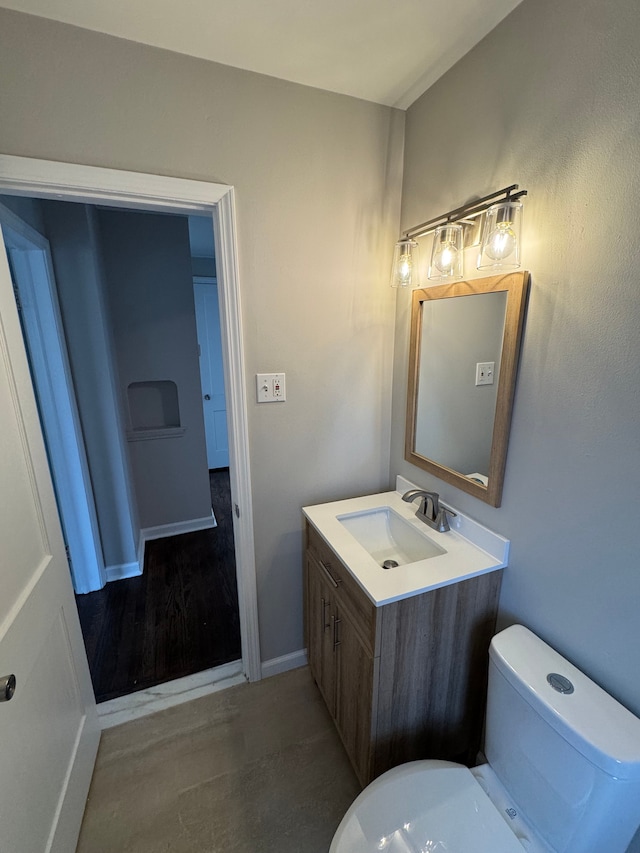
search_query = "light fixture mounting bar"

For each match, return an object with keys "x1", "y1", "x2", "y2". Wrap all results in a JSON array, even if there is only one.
[{"x1": 403, "y1": 184, "x2": 527, "y2": 241}]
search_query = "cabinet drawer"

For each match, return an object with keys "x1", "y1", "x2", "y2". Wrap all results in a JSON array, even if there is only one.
[{"x1": 306, "y1": 523, "x2": 377, "y2": 656}]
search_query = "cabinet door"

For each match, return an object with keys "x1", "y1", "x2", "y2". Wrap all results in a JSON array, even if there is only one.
[
  {"x1": 335, "y1": 607, "x2": 375, "y2": 785},
  {"x1": 306, "y1": 556, "x2": 336, "y2": 715}
]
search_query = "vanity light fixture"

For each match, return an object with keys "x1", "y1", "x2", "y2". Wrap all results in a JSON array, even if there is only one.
[
  {"x1": 477, "y1": 199, "x2": 523, "y2": 270},
  {"x1": 393, "y1": 184, "x2": 527, "y2": 285},
  {"x1": 428, "y1": 222, "x2": 464, "y2": 281},
  {"x1": 390, "y1": 238, "x2": 420, "y2": 288}
]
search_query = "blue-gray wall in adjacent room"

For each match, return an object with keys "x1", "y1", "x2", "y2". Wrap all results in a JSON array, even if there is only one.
[
  {"x1": 41, "y1": 200, "x2": 140, "y2": 575},
  {"x1": 98, "y1": 208, "x2": 212, "y2": 530}
]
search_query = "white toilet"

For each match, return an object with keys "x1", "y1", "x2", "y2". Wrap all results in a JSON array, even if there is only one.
[{"x1": 330, "y1": 624, "x2": 640, "y2": 853}]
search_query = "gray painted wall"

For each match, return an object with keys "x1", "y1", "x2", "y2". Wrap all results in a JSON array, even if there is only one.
[
  {"x1": 98, "y1": 209, "x2": 212, "y2": 530},
  {"x1": 1, "y1": 10, "x2": 639, "y2": 844},
  {"x1": 0, "y1": 8, "x2": 403, "y2": 661},
  {"x1": 41, "y1": 201, "x2": 140, "y2": 573},
  {"x1": 392, "y1": 0, "x2": 640, "y2": 749}
]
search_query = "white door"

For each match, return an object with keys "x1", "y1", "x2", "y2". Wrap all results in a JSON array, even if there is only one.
[
  {"x1": 194, "y1": 277, "x2": 229, "y2": 469},
  {"x1": 0, "y1": 226, "x2": 100, "y2": 853}
]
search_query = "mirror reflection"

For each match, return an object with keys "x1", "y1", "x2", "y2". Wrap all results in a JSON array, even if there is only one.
[
  {"x1": 415, "y1": 291, "x2": 507, "y2": 481},
  {"x1": 406, "y1": 273, "x2": 529, "y2": 507}
]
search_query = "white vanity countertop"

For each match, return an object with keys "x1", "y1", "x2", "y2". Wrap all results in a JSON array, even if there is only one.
[{"x1": 303, "y1": 480, "x2": 509, "y2": 607}]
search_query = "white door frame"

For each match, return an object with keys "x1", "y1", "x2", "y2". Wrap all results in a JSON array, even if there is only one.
[
  {"x1": 0, "y1": 154, "x2": 262, "y2": 682},
  {"x1": 0, "y1": 202, "x2": 107, "y2": 593}
]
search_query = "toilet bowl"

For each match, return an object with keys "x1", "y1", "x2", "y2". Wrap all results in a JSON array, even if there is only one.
[
  {"x1": 330, "y1": 625, "x2": 640, "y2": 853},
  {"x1": 330, "y1": 759, "x2": 540, "y2": 852}
]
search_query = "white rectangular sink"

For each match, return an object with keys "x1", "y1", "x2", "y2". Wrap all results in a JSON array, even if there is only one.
[
  {"x1": 303, "y1": 477, "x2": 510, "y2": 606},
  {"x1": 338, "y1": 507, "x2": 445, "y2": 567}
]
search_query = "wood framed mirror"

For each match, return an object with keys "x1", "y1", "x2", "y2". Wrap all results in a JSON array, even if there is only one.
[{"x1": 405, "y1": 271, "x2": 529, "y2": 507}]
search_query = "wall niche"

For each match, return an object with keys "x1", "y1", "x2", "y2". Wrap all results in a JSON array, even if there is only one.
[{"x1": 126, "y1": 380, "x2": 185, "y2": 441}]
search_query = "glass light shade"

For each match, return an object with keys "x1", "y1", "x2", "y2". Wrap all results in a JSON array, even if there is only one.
[
  {"x1": 390, "y1": 239, "x2": 420, "y2": 288},
  {"x1": 477, "y1": 201, "x2": 522, "y2": 270},
  {"x1": 428, "y1": 223, "x2": 464, "y2": 281}
]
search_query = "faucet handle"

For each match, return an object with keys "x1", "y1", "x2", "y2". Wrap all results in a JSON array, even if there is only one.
[{"x1": 435, "y1": 505, "x2": 457, "y2": 533}]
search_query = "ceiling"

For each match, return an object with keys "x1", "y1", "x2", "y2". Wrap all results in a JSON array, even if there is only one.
[{"x1": 0, "y1": 0, "x2": 524, "y2": 108}]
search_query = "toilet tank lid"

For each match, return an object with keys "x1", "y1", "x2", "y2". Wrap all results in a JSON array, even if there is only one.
[{"x1": 490, "y1": 625, "x2": 640, "y2": 780}]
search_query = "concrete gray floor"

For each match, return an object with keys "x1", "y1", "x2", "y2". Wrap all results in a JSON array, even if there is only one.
[{"x1": 77, "y1": 667, "x2": 361, "y2": 853}]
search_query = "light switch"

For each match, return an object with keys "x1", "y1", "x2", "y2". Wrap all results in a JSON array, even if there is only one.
[
  {"x1": 475, "y1": 362, "x2": 495, "y2": 386},
  {"x1": 256, "y1": 373, "x2": 286, "y2": 402}
]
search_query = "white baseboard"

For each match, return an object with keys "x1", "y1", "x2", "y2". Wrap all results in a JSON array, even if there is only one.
[
  {"x1": 105, "y1": 560, "x2": 142, "y2": 583},
  {"x1": 141, "y1": 511, "x2": 217, "y2": 543},
  {"x1": 134, "y1": 511, "x2": 218, "y2": 572},
  {"x1": 261, "y1": 648, "x2": 308, "y2": 679},
  {"x1": 107, "y1": 510, "x2": 217, "y2": 585}
]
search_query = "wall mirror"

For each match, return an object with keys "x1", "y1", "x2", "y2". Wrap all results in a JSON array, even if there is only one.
[{"x1": 405, "y1": 271, "x2": 529, "y2": 507}]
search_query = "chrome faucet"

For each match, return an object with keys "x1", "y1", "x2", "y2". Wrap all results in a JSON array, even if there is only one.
[{"x1": 401, "y1": 489, "x2": 456, "y2": 533}]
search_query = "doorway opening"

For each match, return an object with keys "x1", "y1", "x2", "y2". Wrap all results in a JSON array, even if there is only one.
[
  {"x1": 2, "y1": 197, "x2": 243, "y2": 701},
  {"x1": 0, "y1": 155, "x2": 261, "y2": 704},
  {"x1": 76, "y1": 468, "x2": 241, "y2": 702}
]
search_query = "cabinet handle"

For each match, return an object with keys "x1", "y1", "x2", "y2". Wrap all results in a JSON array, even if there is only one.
[
  {"x1": 321, "y1": 597, "x2": 330, "y2": 633},
  {"x1": 319, "y1": 559, "x2": 341, "y2": 588},
  {"x1": 332, "y1": 615, "x2": 342, "y2": 651}
]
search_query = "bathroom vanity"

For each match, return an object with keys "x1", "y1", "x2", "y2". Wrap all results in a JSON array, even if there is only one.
[{"x1": 303, "y1": 481, "x2": 509, "y2": 786}]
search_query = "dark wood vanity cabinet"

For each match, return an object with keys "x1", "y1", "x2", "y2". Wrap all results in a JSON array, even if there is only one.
[{"x1": 304, "y1": 520, "x2": 502, "y2": 786}]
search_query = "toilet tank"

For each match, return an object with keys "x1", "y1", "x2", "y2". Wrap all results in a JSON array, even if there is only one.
[{"x1": 485, "y1": 625, "x2": 640, "y2": 853}]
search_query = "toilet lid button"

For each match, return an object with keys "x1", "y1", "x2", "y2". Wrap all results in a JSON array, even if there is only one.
[{"x1": 547, "y1": 673, "x2": 574, "y2": 694}]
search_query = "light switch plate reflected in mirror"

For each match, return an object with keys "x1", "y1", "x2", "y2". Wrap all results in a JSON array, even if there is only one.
[{"x1": 475, "y1": 362, "x2": 495, "y2": 386}]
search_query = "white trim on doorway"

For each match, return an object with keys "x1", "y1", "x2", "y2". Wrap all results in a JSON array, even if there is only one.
[
  {"x1": 0, "y1": 154, "x2": 262, "y2": 683},
  {"x1": 97, "y1": 660, "x2": 246, "y2": 729},
  {"x1": 0, "y1": 200, "x2": 107, "y2": 593}
]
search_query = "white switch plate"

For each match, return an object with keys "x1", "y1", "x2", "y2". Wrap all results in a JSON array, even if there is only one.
[
  {"x1": 475, "y1": 362, "x2": 495, "y2": 386},
  {"x1": 256, "y1": 373, "x2": 286, "y2": 402}
]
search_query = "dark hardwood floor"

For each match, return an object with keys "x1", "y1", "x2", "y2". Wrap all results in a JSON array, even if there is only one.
[{"x1": 76, "y1": 469, "x2": 241, "y2": 703}]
